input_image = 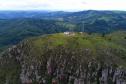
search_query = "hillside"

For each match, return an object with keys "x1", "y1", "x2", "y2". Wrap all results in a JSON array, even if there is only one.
[
  {"x1": 0, "y1": 19, "x2": 76, "y2": 52},
  {"x1": 0, "y1": 32, "x2": 126, "y2": 84}
]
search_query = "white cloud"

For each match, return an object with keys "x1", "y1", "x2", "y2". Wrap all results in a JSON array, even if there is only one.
[{"x1": 0, "y1": 0, "x2": 126, "y2": 11}]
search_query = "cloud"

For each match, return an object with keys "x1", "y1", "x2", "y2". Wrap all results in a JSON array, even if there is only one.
[
  {"x1": 83, "y1": 0, "x2": 126, "y2": 10},
  {"x1": 0, "y1": 0, "x2": 126, "y2": 11}
]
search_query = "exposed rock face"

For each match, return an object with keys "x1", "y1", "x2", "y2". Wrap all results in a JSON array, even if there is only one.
[{"x1": 0, "y1": 43, "x2": 126, "y2": 84}]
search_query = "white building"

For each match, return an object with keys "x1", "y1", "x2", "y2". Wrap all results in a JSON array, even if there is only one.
[{"x1": 64, "y1": 32, "x2": 75, "y2": 36}]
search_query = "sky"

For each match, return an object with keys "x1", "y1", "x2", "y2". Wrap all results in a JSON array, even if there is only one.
[{"x1": 0, "y1": 0, "x2": 126, "y2": 11}]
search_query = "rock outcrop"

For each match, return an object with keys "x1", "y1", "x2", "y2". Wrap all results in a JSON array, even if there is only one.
[{"x1": 0, "y1": 44, "x2": 125, "y2": 84}]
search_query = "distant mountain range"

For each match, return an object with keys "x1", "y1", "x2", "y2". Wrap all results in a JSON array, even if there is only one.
[
  {"x1": 0, "y1": 11, "x2": 70, "y2": 19},
  {"x1": 1, "y1": 10, "x2": 126, "y2": 32}
]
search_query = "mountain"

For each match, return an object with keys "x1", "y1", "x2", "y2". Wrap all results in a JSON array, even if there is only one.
[{"x1": 0, "y1": 32, "x2": 126, "y2": 84}]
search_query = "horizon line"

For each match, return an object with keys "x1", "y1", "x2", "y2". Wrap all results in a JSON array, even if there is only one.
[{"x1": 0, "y1": 9, "x2": 126, "y2": 12}]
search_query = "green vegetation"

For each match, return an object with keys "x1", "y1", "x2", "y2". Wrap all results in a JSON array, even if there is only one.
[{"x1": 0, "y1": 10, "x2": 126, "y2": 84}]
